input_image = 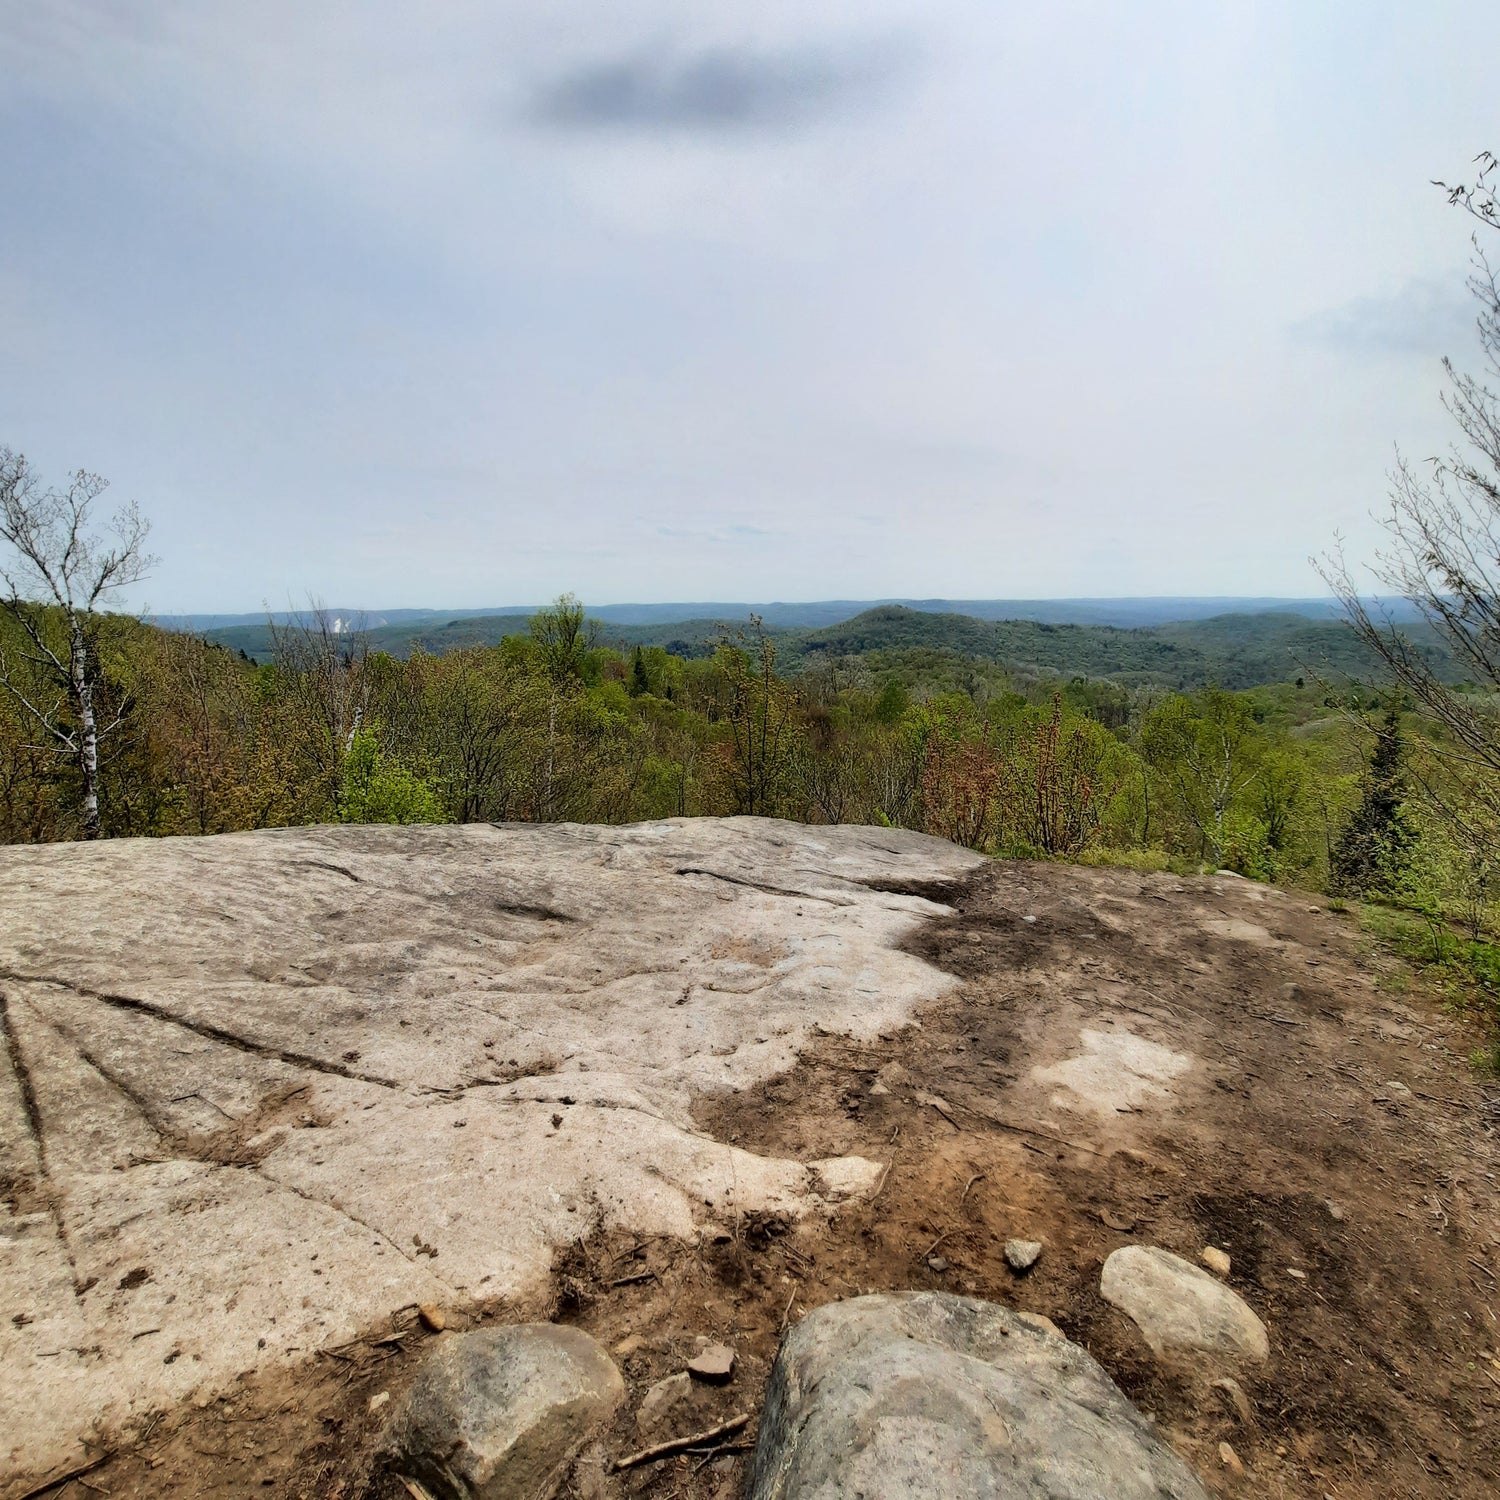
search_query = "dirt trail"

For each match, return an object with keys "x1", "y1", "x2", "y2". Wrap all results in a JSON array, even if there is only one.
[{"x1": 28, "y1": 861, "x2": 1500, "y2": 1500}]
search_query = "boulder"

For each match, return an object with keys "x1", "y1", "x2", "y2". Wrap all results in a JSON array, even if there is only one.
[
  {"x1": 381, "y1": 1325, "x2": 624, "y2": 1500},
  {"x1": 744, "y1": 1292, "x2": 1209, "y2": 1499},
  {"x1": 1101, "y1": 1246, "x2": 1269, "y2": 1363}
]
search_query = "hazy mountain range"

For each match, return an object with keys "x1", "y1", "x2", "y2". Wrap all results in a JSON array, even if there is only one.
[{"x1": 161, "y1": 596, "x2": 1377, "y2": 634}]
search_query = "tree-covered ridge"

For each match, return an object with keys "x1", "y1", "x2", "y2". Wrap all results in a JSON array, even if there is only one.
[
  {"x1": 195, "y1": 604, "x2": 1456, "y2": 692},
  {"x1": 0, "y1": 599, "x2": 1424, "y2": 879}
]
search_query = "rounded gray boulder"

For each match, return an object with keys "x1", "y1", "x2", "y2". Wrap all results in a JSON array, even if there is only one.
[
  {"x1": 744, "y1": 1292, "x2": 1209, "y2": 1499},
  {"x1": 1101, "y1": 1246, "x2": 1269, "y2": 1364},
  {"x1": 381, "y1": 1324, "x2": 624, "y2": 1500}
]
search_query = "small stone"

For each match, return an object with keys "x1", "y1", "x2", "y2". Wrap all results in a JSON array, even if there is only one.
[
  {"x1": 927, "y1": 1255, "x2": 950, "y2": 1274},
  {"x1": 612, "y1": 1334, "x2": 647, "y2": 1359},
  {"x1": 368, "y1": 1391, "x2": 390, "y2": 1414},
  {"x1": 418, "y1": 1303, "x2": 446, "y2": 1332},
  {"x1": 869, "y1": 1081, "x2": 891, "y2": 1097},
  {"x1": 1201, "y1": 1247, "x2": 1231, "y2": 1278},
  {"x1": 1004, "y1": 1239, "x2": 1043, "y2": 1274},
  {"x1": 1324, "y1": 1200, "x2": 1346, "y2": 1222},
  {"x1": 637, "y1": 1372, "x2": 695, "y2": 1437},
  {"x1": 1218, "y1": 1440, "x2": 1244, "y2": 1474},
  {"x1": 1382, "y1": 1080, "x2": 1411, "y2": 1098},
  {"x1": 687, "y1": 1343, "x2": 736, "y2": 1383},
  {"x1": 1286, "y1": 1267, "x2": 1307, "y2": 1280},
  {"x1": 1210, "y1": 1376, "x2": 1254, "y2": 1426}
]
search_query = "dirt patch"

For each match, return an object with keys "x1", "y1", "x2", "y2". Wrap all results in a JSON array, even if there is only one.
[{"x1": 23, "y1": 862, "x2": 1500, "y2": 1500}]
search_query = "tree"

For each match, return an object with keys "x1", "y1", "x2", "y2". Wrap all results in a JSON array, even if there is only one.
[
  {"x1": 716, "y1": 619, "x2": 797, "y2": 817},
  {"x1": 996, "y1": 694, "x2": 1120, "y2": 856},
  {"x1": 1321, "y1": 151, "x2": 1500, "y2": 850},
  {"x1": 1138, "y1": 690, "x2": 1264, "y2": 864},
  {"x1": 267, "y1": 604, "x2": 370, "y2": 817},
  {"x1": 529, "y1": 593, "x2": 596, "y2": 687},
  {"x1": 629, "y1": 646, "x2": 651, "y2": 697},
  {"x1": 527, "y1": 594, "x2": 599, "y2": 818},
  {"x1": 0, "y1": 449, "x2": 155, "y2": 838},
  {"x1": 1329, "y1": 705, "x2": 1414, "y2": 896}
]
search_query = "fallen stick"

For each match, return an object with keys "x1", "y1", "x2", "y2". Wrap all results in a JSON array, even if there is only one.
[
  {"x1": 17, "y1": 1454, "x2": 113, "y2": 1500},
  {"x1": 960, "y1": 1172, "x2": 985, "y2": 1206},
  {"x1": 400, "y1": 1478, "x2": 437, "y2": 1500},
  {"x1": 613, "y1": 1414, "x2": 751, "y2": 1472},
  {"x1": 609, "y1": 1269, "x2": 656, "y2": 1288}
]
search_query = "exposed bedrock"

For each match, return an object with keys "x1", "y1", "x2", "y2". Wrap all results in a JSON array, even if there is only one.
[{"x1": 0, "y1": 818, "x2": 980, "y2": 1491}]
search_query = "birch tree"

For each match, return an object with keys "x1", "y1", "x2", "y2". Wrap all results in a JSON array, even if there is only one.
[{"x1": 0, "y1": 449, "x2": 155, "y2": 839}]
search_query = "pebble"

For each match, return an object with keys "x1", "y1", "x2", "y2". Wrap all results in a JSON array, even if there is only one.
[
  {"x1": 1218, "y1": 1440, "x2": 1244, "y2": 1475},
  {"x1": 1325, "y1": 1201, "x2": 1346, "y2": 1221},
  {"x1": 367, "y1": 1391, "x2": 390, "y2": 1414},
  {"x1": 927, "y1": 1256, "x2": 950, "y2": 1274},
  {"x1": 869, "y1": 1081, "x2": 891, "y2": 1096},
  {"x1": 1201, "y1": 1247, "x2": 1231, "y2": 1278},
  {"x1": 637, "y1": 1372, "x2": 694, "y2": 1436},
  {"x1": 1211, "y1": 1375, "x2": 1254, "y2": 1425},
  {"x1": 418, "y1": 1303, "x2": 445, "y2": 1332},
  {"x1": 688, "y1": 1343, "x2": 736, "y2": 1383},
  {"x1": 1004, "y1": 1239, "x2": 1043, "y2": 1274},
  {"x1": 1286, "y1": 1268, "x2": 1307, "y2": 1281}
]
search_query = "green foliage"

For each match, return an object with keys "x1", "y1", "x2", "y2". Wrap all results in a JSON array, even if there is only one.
[
  {"x1": 529, "y1": 593, "x2": 595, "y2": 687},
  {"x1": 338, "y1": 727, "x2": 447, "y2": 825}
]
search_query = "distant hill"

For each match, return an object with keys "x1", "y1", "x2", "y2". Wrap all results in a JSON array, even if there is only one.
[
  {"x1": 172, "y1": 595, "x2": 1415, "y2": 641},
  {"x1": 189, "y1": 600, "x2": 1450, "y2": 692},
  {"x1": 604, "y1": 606, "x2": 1452, "y2": 690}
]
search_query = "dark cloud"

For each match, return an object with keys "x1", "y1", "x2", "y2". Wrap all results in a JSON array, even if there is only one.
[
  {"x1": 1293, "y1": 276, "x2": 1477, "y2": 357},
  {"x1": 528, "y1": 44, "x2": 907, "y2": 132}
]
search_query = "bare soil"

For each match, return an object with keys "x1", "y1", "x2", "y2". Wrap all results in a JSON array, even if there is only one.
[{"x1": 40, "y1": 862, "x2": 1500, "y2": 1500}]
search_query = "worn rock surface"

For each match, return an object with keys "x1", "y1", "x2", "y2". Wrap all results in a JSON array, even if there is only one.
[
  {"x1": 0, "y1": 818, "x2": 979, "y2": 1491},
  {"x1": 381, "y1": 1324, "x2": 623, "y2": 1499},
  {"x1": 1101, "y1": 1246, "x2": 1270, "y2": 1363},
  {"x1": 745, "y1": 1292, "x2": 1210, "y2": 1499}
]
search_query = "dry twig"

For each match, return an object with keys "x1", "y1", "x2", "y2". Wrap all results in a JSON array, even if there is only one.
[{"x1": 613, "y1": 1414, "x2": 751, "y2": 1472}]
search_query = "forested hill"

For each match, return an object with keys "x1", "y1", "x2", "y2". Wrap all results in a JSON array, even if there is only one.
[
  {"x1": 782, "y1": 606, "x2": 1453, "y2": 689},
  {"x1": 198, "y1": 604, "x2": 1454, "y2": 691}
]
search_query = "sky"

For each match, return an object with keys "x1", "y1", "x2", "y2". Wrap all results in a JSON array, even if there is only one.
[{"x1": 2, "y1": 1, "x2": 1497, "y2": 612}]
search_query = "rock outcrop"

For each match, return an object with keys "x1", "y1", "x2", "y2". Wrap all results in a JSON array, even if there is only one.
[
  {"x1": 0, "y1": 818, "x2": 980, "y2": 1491},
  {"x1": 744, "y1": 1292, "x2": 1210, "y2": 1499}
]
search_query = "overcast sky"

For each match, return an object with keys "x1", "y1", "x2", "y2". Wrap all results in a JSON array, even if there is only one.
[{"x1": 3, "y1": 2, "x2": 1496, "y2": 612}]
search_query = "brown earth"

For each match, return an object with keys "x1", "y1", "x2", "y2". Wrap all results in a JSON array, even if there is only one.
[{"x1": 29, "y1": 860, "x2": 1500, "y2": 1500}]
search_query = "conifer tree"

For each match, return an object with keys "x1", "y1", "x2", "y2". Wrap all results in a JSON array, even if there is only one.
[{"x1": 1329, "y1": 706, "x2": 1414, "y2": 895}]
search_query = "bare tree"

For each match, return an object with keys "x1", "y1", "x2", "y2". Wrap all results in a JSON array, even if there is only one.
[
  {"x1": 1321, "y1": 152, "x2": 1500, "y2": 848},
  {"x1": 267, "y1": 603, "x2": 371, "y2": 816},
  {"x1": 0, "y1": 449, "x2": 155, "y2": 838}
]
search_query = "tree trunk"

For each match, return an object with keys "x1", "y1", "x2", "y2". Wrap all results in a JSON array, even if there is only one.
[{"x1": 70, "y1": 620, "x2": 101, "y2": 840}]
